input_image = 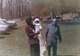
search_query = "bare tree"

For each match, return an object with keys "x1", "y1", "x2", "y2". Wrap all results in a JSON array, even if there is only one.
[{"x1": 0, "y1": 0, "x2": 3, "y2": 18}]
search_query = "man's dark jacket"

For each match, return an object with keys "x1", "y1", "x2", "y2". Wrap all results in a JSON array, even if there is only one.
[{"x1": 45, "y1": 23, "x2": 62, "y2": 46}]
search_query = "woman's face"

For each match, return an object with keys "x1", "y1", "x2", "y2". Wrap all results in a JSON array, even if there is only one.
[{"x1": 31, "y1": 20, "x2": 33, "y2": 25}]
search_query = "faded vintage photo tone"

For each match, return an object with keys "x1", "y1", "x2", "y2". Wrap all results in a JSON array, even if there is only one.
[{"x1": 0, "y1": 0, "x2": 80, "y2": 56}]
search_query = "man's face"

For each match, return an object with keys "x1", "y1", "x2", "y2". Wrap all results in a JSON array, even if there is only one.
[{"x1": 52, "y1": 18, "x2": 57, "y2": 24}]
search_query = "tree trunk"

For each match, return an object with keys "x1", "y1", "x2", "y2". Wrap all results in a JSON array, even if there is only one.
[
  {"x1": 20, "y1": 0, "x2": 23, "y2": 20},
  {"x1": 8, "y1": 0, "x2": 12, "y2": 19},
  {"x1": 1, "y1": 0, "x2": 3, "y2": 18}
]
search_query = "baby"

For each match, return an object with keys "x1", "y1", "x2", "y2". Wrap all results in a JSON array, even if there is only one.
[
  {"x1": 34, "y1": 18, "x2": 42, "y2": 36},
  {"x1": 33, "y1": 18, "x2": 46, "y2": 56}
]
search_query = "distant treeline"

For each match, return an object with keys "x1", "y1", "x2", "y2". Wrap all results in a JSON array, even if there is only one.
[{"x1": 0, "y1": 0, "x2": 80, "y2": 19}]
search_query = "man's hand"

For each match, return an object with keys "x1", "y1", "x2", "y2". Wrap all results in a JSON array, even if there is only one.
[{"x1": 59, "y1": 40, "x2": 62, "y2": 43}]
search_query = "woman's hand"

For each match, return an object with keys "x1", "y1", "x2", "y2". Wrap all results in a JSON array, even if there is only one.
[{"x1": 35, "y1": 31, "x2": 40, "y2": 35}]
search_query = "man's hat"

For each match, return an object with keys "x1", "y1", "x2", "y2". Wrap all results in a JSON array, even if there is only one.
[
  {"x1": 53, "y1": 16, "x2": 60, "y2": 19},
  {"x1": 53, "y1": 16, "x2": 57, "y2": 19}
]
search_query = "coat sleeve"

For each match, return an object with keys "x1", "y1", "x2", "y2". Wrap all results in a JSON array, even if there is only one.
[
  {"x1": 57, "y1": 26, "x2": 62, "y2": 41},
  {"x1": 45, "y1": 25, "x2": 49, "y2": 39},
  {"x1": 25, "y1": 27, "x2": 35, "y2": 38}
]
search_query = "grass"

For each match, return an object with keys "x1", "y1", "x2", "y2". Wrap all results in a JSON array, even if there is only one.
[
  {"x1": 41, "y1": 22, "x2": 80, "y2": 56},
  {"x1": 57, "y1": 24, "x2": 80, "y2": 55},
  {"x1": 0, "y1": 21, "x2": 80, "y2": 56}
]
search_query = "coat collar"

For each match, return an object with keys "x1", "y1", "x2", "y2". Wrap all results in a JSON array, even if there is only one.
[
  {"x1": 51, "y1": 23, "x2": 55, "y2": 26},
  {"x1": 51, "y1": 23, "x2": 58, "y2": 27}
]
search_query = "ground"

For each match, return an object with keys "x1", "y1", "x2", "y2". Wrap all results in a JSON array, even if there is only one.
[{"x1": 0, "y1": 19, "x2": 80, "y2": 56}]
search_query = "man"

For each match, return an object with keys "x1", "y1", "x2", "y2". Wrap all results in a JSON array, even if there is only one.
[{"x1": 45, "y1": 17, "x2": 62, "y2": 56}]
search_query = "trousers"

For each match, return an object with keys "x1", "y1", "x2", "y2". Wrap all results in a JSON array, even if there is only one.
[
  {"x1": 30, "y1": 43, "x2": 40, "y2": 56},
  {"x1": 47, "y1": 41, "x2": 57, "y2": 56}
]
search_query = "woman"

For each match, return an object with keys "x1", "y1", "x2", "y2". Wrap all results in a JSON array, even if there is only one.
[{"x1": 25, "y1": 17, "x2": 40, "y2": 56}]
